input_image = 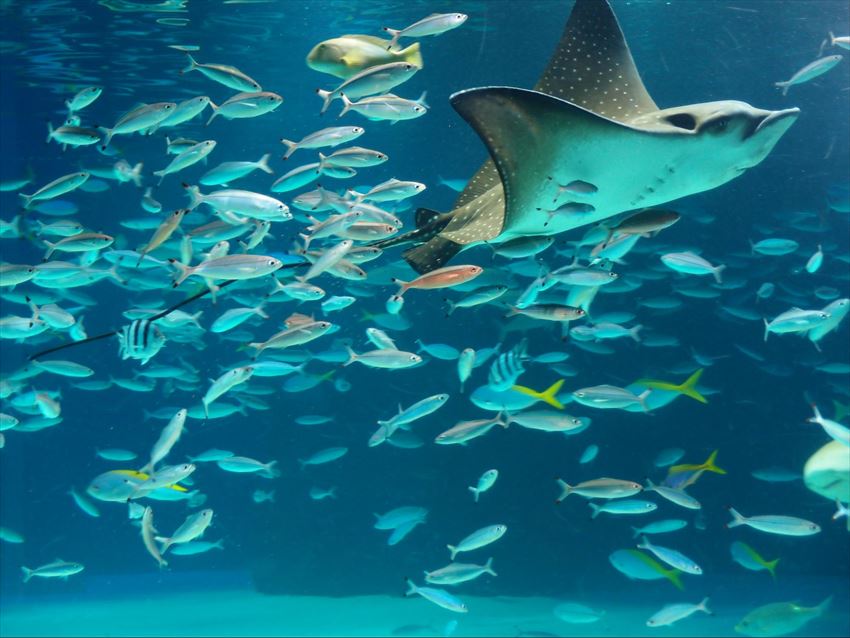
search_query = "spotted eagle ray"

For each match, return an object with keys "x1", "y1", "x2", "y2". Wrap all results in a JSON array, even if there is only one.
[{"x1": 374, "y1": 0, "x2": 800, "y2": 274}]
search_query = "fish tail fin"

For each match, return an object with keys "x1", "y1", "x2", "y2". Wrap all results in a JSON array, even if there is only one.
[
  {"x1": 816, "y1": 595, "x2": 833, "y2": 615},
  {"x1": 19, "y1": 192, "x2": 34, "y2": 209},
  {"x1": 637, "y1": 388, "x2": 652, "y2": 413},
  {"x1": 699, "y1": 597, "x2": 712, "y2": 615},
  {"x1": 631, "y1": 526, "x2": 641, "y2": 539},
  {"x1": 338, "y1": 93, "x2": 353, "y2": 118},
  {"x1": 763, "y1": 318, "x2": 770, "y2": 342},
  {"x1": 539, "y1": 379, "x2": 565, "y2": 409},
  {"x1": 447, "y1": 545, "x2": 458, "y2": 560},
  {"x1": 629, "y1": 324, "x2": 643, "y2": 342},
  {"x1": 343, "y1": 345, "x2": 357, "y2": 367},
  {"x1": 181, "y1": 53, "x2": 198, "y2": 74},
  {"x1": 261, "y1": 460, "x2": 281, "y2": 479},
  {"x1": 316, "y1": 89, "x2": 333, "y2": 116},
  {"x1": 42, "y1": 239, "x2": 56, "y2": 260},
  {"x1": 21, "y1": 567, "x2": 33, "y2": 583},
  {"x1": 131, "y1": 162, "x2": 143, "y2": 187},
  {"x1": 678, "y1": 368, "x2": 707, "y2": 404},
  {"x1": 205, "y1": 102, "x2": 219, "y2": 126},
  {"x1": 554, "y1": 478, "x2": 571, "y2": 504},
  {"x1": 484, "y1": 557, "x2": 496, "y2": 577},
  {"x1": 167, "y1": 258, "x2": 193, "y2": 287},
  {"x1": 99, "y1": 127, "x2": 113, "y2": 149},
  {"x1": 159, "y1": 538, "x2": 173, "y2": 555},
  {"x1": 382, "y1": 27, "x2": 401, "y2": 50},
  {"x1": 256, "y1": 153, "x2": 273, "y2": 174},
  {"x1": 807, "y1": 402, "x2": 823, "y2": 424},
  {"x1": 280, "y1": 138, "x2": 298, "y2": 160},
  {"x1": 297, "y1": 459, "x2": 306, "y2": 470},
  {"x1": 829, "y1": 31, "x2": 836, "y2": 45},
  {"x1": 702, "y1": 449, "x2": 726, "y2": 474},
  {"x1": 589, "y1": 502, "x2": 601, "y2": 519},
  {"x1": 765, "y1": 558, "x2": 779, "y2": 580},
  {"x1": 713, "y1": 264, "x2": 726, "y2": 285},
  {"x1": 665, "y1": 568, "x2": 684, "y2": 591},
  {"x1": 468, "y1": 486, "x2": 480, "y2": 503},
  {"x1": 390, "y1": 277, "x2": 409, "y2": 296},
  {"x1": 183, "y1": 183, "x2": 203, "y2": 209},
  {"x1": 46, "y1": 121, "x2": 54, "y2": 144},
  {"x1": 404, "y1": 578, "x2": 418, "y2": 596},
  {"x1": 402, "y1": 41, "x2": 422, "y2": 68},
  {"x1": 416, "y1": 90, "x2": 428, "y2": 109},
  {"x1": 511, "y1": 380, "x2": 564, "y2": 409},
  {"x1": 726, "y1": 506, "x2": 746, "y2": 528}
]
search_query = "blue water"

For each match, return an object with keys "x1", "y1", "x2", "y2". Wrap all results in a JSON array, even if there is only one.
[{"x1": 1, "y1": 0, "x2": 849, "y2": 636}]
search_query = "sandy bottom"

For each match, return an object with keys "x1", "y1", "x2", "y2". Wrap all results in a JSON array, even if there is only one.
[{"x1": 2, "y1": 575, "x2": 848, "y2": 637}]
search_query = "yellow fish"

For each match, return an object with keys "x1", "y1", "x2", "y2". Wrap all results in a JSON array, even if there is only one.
[
  {"x1": 633, "y1": 368, "x2": 707, "y2": 404},
  {"x1": 665, "y1": 450, "x2": 726, "y2": 489},
  {"x1": 511, "y1": 379, "x2": 565, "y2": 409},
  {"x1": 669, "y1": 449, "x2": 726, "y2": 477},
  {"x1": 306, "y1": 35, "x2": 423, "y2": 80}
]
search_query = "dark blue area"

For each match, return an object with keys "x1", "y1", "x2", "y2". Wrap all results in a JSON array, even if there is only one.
[{"x1": 0, "y1": 1, "x2": 848, "y2": 630}]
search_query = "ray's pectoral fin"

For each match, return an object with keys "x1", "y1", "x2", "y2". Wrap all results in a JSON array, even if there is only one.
[
  {"x1": 450, "y1": 86, "x2": 632, "y2": 234},
  {"x1": 403, "y1": 236, "x2": 464, "y2": 275}
]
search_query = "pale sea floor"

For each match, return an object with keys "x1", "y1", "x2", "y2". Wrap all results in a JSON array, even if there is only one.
[{"x1": 1, "y1": 572, "x2": 848, "y2": 637}]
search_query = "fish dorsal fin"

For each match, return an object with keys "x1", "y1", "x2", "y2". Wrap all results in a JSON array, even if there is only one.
[
  {"x1": 285, "y1": 312, "x2": 314, "y2": 328},
  {"x1": 535, "y1": 0, "x2": 658, "y2": 123}
]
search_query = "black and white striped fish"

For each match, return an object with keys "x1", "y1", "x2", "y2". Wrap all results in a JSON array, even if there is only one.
[
  {"x1": 117, "y1": 319, "x2": 166, "y2": 365},
  {"x1": 487, "y1": 339, "x2": 528, "y2": 391}
]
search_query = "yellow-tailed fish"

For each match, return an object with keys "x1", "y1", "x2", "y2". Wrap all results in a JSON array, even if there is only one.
[
  {"x1": 669, "y1": 450, "x2": 726, "y2": 477},
  {"x1": 730, "y1": 541, "x2": 780, "y2": 580},
  {"x1": 633, "y1": 368, "x2": 707, "y2": 404},
  {"x1": 511, "y1": 379, "x2": 565, "y2": 409},
  {"x1": 631, "y1": 550, "x2": 684, "y2": 590},
  {"x1": 113, "y1": 469, "x2": 188, "y2": 492}
]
